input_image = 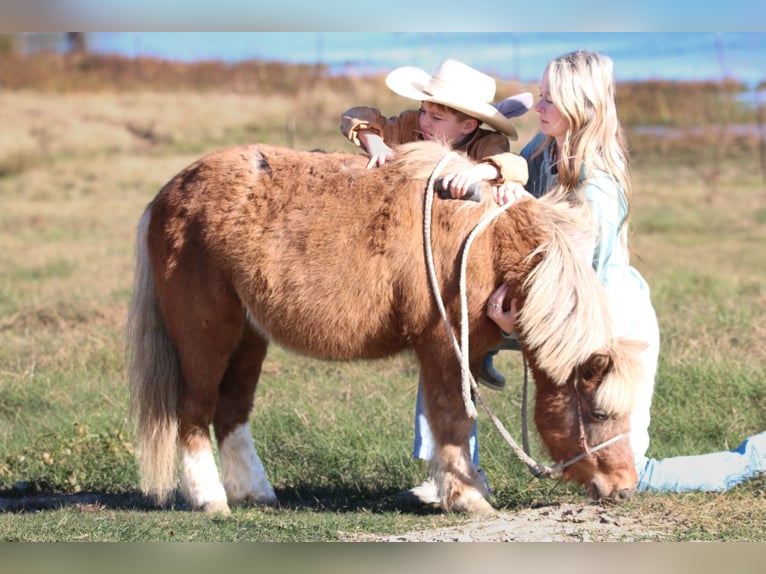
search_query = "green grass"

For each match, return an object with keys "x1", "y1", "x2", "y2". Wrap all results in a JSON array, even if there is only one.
[{"x1": 0, "y1": 82, "x2": 765, "y2": 541}]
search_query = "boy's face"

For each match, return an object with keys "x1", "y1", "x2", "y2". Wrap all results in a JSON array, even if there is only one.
[{"x1": 418, "y1": 101, "x2": 478, "y2": 145}]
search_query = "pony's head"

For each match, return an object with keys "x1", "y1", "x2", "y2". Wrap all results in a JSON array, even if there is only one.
[{"x1": 532, "y1": 338, "x2": 647, "y2": 502}]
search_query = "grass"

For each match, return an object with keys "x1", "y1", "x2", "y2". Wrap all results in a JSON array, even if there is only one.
[{"x1": 0, "y1": 57, "x2": 765, "y2": 541}]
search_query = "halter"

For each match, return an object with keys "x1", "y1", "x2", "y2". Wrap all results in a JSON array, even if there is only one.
[
  {"x1": 423, "y1": 152, "x2": 628, "y2": 479},
  {"x1": 568, "y1": 381, "x2": 629, "y2": 469}
]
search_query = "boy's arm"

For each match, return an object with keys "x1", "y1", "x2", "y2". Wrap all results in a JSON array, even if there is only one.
[
  {"x1": 440, "y1": 134, "x2": 527, "y2": 198},
  {"x1": 341, "y1": 107, "x2": 422, "y2": 168},
  {"x1": 340, "y1": 106, "x2": 387, "y2": 147},
  {"x1": 441, "y1": 155, "x2": 528, "y2": 199},
  {"x1": 340, "y1": 107, "x2": 393, "y2": 167},
  {"x1": 470, "y1": 134, "x2": 527, "y2": 185},
  {"x1": 340, "y1": 107, "x2": 421, "y2": 147}
]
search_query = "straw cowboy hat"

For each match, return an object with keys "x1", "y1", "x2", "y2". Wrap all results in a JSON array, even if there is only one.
[{"x1": 385, "y1": 58, "x2": 530, "y2": 140}]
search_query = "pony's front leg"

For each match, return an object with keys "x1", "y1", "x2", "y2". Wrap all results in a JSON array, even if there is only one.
[{"x1": 420, "y1": 363, "x2": 494, "y2": 514}]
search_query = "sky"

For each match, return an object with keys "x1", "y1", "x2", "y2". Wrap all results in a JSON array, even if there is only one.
[{"x1": 3, "y1": 0, "x2": 766, "y2": 32}]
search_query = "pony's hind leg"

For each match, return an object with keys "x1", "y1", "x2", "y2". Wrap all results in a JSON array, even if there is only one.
[
  {"x1": 175, "y1": 325, "x2": 241, "y2": 514},
  {"x1": 158, "y1": 274, "x2": 247, "y2": 514},
  {"x1": 214, "y1": 323, "x2": 277, "y2": 508}
]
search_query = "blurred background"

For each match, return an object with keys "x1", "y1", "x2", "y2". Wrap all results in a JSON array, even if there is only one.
[
  {"x1": 5, "y1": 32, "x2": 765, "y2": 85},
  {"x1": 2, "y1": 32, "x2": 764, "y2": 183}
]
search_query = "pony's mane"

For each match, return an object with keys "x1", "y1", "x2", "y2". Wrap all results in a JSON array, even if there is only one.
[
  {"x1": 596, "y1": 338, "x2": 647, "y2": 416},
  {"x1": 391, "y1": 141, "x2": 477, "y2": 180},
  {"x1": 517, "y1": 194, "x2": 641, "y2": 416},
  {"x1": 519, "y1": 195, "x2": 608, "y2": 382}
]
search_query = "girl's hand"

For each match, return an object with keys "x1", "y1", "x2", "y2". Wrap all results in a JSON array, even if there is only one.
[
  {"x1": 486, "y1": 282, "x2": 518, "y2": 334},
  {"x1": 440, "y1": 164, "x2": 498, "y2": 198},
  {"x1": 492, "y1": 181, "x2": 532, "y2": 206}
]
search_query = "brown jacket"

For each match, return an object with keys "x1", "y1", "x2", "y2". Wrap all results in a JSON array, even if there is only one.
[{"x1": 340, "y1": 107, "x2": 527, "y2": 184}]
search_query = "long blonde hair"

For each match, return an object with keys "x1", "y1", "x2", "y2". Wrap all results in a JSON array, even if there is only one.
[{"x1": 537, "y1": 50, "x2": 632, "y2": 245}]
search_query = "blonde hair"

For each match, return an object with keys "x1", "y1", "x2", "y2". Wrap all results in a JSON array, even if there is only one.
[{"x1": 536, "y1": 50, "x2": 632, "y2": 246}]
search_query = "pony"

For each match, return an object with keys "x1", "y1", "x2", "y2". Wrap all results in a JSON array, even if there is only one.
[{"x1": 128, "y1": 140, "x2": 646, "y2": 515}]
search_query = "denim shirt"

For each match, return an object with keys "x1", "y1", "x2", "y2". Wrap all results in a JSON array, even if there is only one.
[{"x1": 520, "y1": 133, "x2": 646, "y2": 303}]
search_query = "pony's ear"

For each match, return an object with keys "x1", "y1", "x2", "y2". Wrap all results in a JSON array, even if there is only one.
[
  {"x1": 578, "y1": 352, "x2": 612, "y2": 397},
  {"x1": 591, "y1": 338, "x2": 649, "y2": 417}
]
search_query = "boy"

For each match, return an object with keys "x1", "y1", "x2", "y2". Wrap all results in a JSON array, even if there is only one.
[
  {"x1": 339, "y1": 59, "x2": 530, "y2": 508},
  {"x1": 341, "y1": 58, "x2": 531, "y2": 203}
]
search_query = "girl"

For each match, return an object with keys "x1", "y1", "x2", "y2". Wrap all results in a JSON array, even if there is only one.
[{"x1": 484, "y1": 50, "x2": 765, "y2": 494}]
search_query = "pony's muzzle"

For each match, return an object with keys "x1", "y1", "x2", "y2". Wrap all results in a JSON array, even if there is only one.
[{"x1": 589, "y1": 478, "x2": 636, "y2": 503}]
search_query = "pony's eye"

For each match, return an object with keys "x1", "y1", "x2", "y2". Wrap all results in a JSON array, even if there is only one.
[{"x1": 591, "y1": 409, "x2": 609, "y2": 422}]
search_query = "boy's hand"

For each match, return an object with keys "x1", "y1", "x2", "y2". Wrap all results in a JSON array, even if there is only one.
[{"x1": 358, "y1": 131, "x2": 394, "y2": 168}]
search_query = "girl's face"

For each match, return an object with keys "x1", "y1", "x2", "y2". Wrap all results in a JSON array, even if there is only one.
[
  {"x1": 534, "y1": 75, "x2": 569, "y2": 142},
  {"x1": 418, "y1": 101, "x2": 476, "y2": 144}
]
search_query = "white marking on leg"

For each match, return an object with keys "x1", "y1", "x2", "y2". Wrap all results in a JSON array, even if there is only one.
[
  {"x1": 180, "y1": 447, "x2": 229, "y2": 513},
  {"x1": 219, "y1": 423, "x2": 277, "y2": 506},
  {"x1": 432, "y1": 444, "x2": 492, "y2": 513}
]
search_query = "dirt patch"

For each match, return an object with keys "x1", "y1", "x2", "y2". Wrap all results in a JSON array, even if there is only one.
[
  {"x1": 0, "y1": 493, "x2": 677, "y2": 541},
  {"x1": 346, "y1": 502, "x2": 674, "y2": 542}
]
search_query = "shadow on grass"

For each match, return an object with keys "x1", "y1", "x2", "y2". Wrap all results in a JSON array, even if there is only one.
[
  {"x1": 0, "y1": 473, "x2": 587, "y2": 514},
  {"x1": 0, "y1": 488, "x2": 158, "y2": 513},
  {"x1": 273, "y1": 483, "x2": 443, "y2": 514},
  {"x1": 0, "y1": 479, "x2": 589, "y2": 515},
  {"x1": 0, "y1": 483, "x2": 437, "y2": 514}
]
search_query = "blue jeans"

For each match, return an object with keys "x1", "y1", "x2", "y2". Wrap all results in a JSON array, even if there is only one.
[
  {"x1": 412, "y1": 379, "x2": 480, "y2": 467},
  {"x1": 636, "y1": 431, "x2": 766, "y2": 492}
]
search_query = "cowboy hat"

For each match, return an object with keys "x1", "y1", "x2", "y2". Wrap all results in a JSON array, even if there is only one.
[{"x1": 385, "y1": 59, "x2": 527, "y2": 140}]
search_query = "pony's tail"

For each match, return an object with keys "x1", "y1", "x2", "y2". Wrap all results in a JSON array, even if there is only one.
[{"x1": 127, "y1": 203, "x2": 179, "y2": 506}]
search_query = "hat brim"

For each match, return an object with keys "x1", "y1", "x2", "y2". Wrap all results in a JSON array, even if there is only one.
[
  {"x1": 386, "y1": 66, "x2": 519, "y2": 140},
  {"x1": 494, "y1": 92, "x2": 534, "y2": 119}
]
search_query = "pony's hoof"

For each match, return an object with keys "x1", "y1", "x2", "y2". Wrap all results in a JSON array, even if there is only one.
[
  {"x1": 447, "y1": 489, "x2": 494, "y2": 514},
  {"x1": 227, "y1": 487, "x2": 279, "y2": 509},
  {"x1": 245, "y1": 493, "x2": 279, "y2": 508},
  {"x1": 468, "y1": 498, "x2": 495, "y2": 514},
  {"x1": 201, "y1": 500, "x2": 232, "y2": 515},
  {"x1": 453, "y1": 497, "x2": 494, "y2": 514},
  {"x1": 394, "y1": 478, "x2": 442, "y2": 513}
]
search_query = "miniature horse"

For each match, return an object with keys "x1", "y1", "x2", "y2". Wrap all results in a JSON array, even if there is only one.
[{"x1": 128, "y1": 141, "x2": 646, "y2": 514}]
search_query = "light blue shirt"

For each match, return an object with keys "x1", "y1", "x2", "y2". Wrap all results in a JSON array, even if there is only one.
[{"x1": 520, "y1": 134, "x2": 654, "y2": 340}]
